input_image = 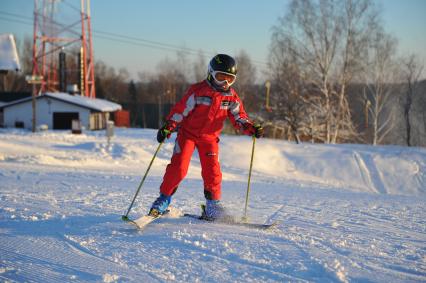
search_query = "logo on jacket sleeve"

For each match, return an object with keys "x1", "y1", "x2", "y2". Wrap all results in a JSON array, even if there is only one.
[{"x1": 220, "y1": 100, "x2": 232, "y2": 110}]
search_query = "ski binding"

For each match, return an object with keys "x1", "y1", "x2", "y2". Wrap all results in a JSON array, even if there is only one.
[{"x1": 122, "y1": 209, "x2": 169, "y2": 230}]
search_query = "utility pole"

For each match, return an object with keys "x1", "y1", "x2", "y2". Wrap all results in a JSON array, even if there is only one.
[
  {"x1": 265, "y1": 80, "x2": 272, "y2": 112},
  {"x1": 364, "y1": 99, "x2": 371, "y2": 129},
  {"x1": 26, "y1": 75, "x2": 43, "y2": 132}
]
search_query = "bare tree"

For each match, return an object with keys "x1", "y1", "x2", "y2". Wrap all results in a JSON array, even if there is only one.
[
  {"x1": 268, "y1": 38, "x2": 313, "y2": 142},
  {"x1": 234, "y1": 50, "x2": 257, "y2": 111},
  {"x1": 127, "y1": 80, "x2": 138, "y2": 126},
  {"x1": 331, "y1": 0, "x2": 381, "y2": 142},
  {"x1": 156, "y1": 56, "x2": 188, "y2": 105},
  {"x1": 424, "y1": 109, "x2": 426, "y2": 143},
  {"x1": 193, "y1": 50, "x2": 207, "y2": 83},
  {"x1": 402, "y1": 55, "x2": 424, "y2": 146},
  {"x1": 362, "y1": 30, "x2": 399, "y2": 145},
  {"x1": 270, "y1": 0, "x2": 380, "y2": 143},
  {"x1": 95, "y1": 61, "x2": 129, "y2": 102}
]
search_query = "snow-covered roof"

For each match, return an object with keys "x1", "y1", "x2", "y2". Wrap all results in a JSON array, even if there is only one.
[
  {"x1": 0, "y1": 92, "x2": 122, "y2": 112},
  {"x1": 44, "y1": 92, "x2": 122, "y2": 112},
  {"x1": 0, "y1": 34, "x2": 21, "y2": 71}
]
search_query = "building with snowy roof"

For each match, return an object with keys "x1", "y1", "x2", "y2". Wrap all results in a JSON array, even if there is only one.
[{"x1": 0, "y1": 92, "x2": 122, "y2": 130}]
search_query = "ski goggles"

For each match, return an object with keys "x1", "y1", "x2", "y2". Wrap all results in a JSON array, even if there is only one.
[{"x1": 212, "y1": 71, "x2": 236, "y2": 85}]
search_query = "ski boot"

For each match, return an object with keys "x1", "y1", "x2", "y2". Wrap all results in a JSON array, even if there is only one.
[
  {"x1": 149, "y1": 193, "x2": 171, "y2": 217},
  {"x1": 202, "y1": 199, "x2": 234, "y2": 222}
]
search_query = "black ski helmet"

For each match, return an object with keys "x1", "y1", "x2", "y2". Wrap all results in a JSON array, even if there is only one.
[{"x1": 207, "y1": 54, "x2": 237, "y2": 91}]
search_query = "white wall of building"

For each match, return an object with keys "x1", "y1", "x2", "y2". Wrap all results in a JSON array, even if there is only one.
[{"x1": 3, "y1": 97, "x2": 91, "y2": 130}]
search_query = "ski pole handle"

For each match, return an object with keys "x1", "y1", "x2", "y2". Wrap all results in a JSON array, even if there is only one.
[
  {"x1": 243, "y1": 136, "x2": 256, "y2": 222},
  {"x1": 122, "y1": 141, "x2": 163, "y2": 220}
]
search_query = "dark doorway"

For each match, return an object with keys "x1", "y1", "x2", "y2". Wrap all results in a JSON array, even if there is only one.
[{"x1": 53, "y1": 112, "x2": 79, "y2": 129}]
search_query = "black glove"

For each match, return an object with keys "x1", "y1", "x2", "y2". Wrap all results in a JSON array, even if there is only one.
[
  {"x1": 247, "y1": 123, "x2": 264, "y2": 138},
  {"x1": 157, "y1": 122, "x2": 174, "y2": 143},
  {"x1": 253, "y1": 124, "x2": 264, "y2": 138}
]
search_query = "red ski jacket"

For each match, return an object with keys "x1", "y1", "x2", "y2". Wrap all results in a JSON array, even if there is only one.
[{"x1": 166, "y1": 80, "x2": 253, "y2": 140}]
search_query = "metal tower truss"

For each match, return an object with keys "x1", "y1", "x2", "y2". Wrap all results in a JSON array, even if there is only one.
[{"x1": 32, "y1": 0, "x2": 96, "y2": 98}]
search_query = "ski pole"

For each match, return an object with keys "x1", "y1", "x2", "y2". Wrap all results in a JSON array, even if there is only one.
[
  {"x1": 243, "y1": 136, "x2": 256, "y2": 222},
  {"x1": 122, "y1": 141, "x2": 163, "y2": 221}
]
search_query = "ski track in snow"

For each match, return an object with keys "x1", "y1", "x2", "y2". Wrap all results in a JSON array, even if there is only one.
[{"x1": 1, "y1": 128, "x2": 426, "y2": 282}]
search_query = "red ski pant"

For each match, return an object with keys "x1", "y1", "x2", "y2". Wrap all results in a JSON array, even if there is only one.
[{"x1": 160, "y1": 133, "x2": 222, "y2": 200}]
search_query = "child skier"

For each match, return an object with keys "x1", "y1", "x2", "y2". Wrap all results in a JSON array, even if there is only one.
[{"x1": 149, "y1": 54, "x2": 263, "y2": 220}]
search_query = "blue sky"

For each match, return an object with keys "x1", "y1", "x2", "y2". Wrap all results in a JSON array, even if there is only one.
[{"x1": 1, "y1": 0, "x2": 425, "y2": 80}]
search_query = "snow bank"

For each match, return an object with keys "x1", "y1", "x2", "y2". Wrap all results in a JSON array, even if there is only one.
[{"x1": 1, "y1": 128, "x2": 425, "y2": 196}]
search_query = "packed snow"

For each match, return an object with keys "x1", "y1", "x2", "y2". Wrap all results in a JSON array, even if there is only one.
[{"x1": 0, "y1": 128, "x2": 425, "y2": 282}]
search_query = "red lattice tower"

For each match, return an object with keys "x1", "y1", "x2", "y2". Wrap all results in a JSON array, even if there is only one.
[{"x1": 32, "y1": 0, "x2": 96, "y2": 98}]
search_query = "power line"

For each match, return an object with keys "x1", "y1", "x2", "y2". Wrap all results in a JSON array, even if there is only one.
[
  {"x1": 0, "y1": 13, "x2": 212, "y2": 59},
  {"x1": 62, "y1": 0, "x2": 82, "y2": 14},
  {"x1": 0, "y1": 10, "x2": 269, "y2": 68},
  {"x1": 0, "y1": 14, "x2": 33, "y2": 26},
  {"x1": 93, "y1": 29, "x2": 212, "y2": 58}
]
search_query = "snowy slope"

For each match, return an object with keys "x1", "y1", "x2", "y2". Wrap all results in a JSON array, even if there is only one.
[{"x1": 0, "y1": 128, "x2": 425, "y2": 282}]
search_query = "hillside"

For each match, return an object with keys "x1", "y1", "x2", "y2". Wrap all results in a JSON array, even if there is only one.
[{"x1": 1, "y1": 128, "x2": 425, "y2": 282}]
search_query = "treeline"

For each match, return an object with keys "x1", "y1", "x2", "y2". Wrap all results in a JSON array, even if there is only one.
[
  {"x1": 1, "y1": 0, "x2": 425, "y2": 147},
  {"x1": 266, "y1": 0, "x2": 425, "y2": 147}
]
